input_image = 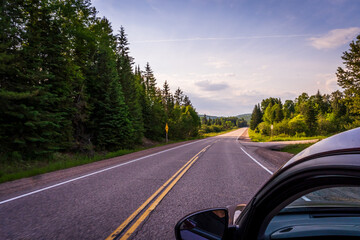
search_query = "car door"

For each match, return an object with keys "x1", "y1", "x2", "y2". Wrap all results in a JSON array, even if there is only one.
[{"x1": 236, "y1": 153, "x2": 360, "y2": 240}]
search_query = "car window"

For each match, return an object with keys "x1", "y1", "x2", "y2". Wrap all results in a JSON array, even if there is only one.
[
  {"x1": 265, "y1": 186, "x2": 360, "y2": 240},
  {"x1": 285, "y1": 186, "x2": 360, "y2": 210}
]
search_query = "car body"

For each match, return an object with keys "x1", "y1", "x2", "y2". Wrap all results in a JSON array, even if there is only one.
[{"x1": 175, "y1": 127, "x2": 360, "y2": 240}]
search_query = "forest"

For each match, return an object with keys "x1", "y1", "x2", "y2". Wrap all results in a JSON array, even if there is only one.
[
  {"x1": 200, "y1": 115, "x2": 247, "y2": 134},
  {"x1": 0, "y1": 0, "x2": 201, "y2": 162},
  {"x1": 250, "y1": 34, "x2": 360, "y2": 139}
]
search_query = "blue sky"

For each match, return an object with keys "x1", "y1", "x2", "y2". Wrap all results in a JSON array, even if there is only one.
[{"x1": 92, "y1": 0, "x2": 360, "y2": 116}]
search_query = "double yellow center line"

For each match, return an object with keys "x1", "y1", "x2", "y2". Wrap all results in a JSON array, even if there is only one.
[{"x1": 106, "y1": 144, "x2": 211, "y2": 240}]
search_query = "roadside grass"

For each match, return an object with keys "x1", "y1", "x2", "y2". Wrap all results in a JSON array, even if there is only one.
[
  {"x1": 248, "y1": 129, "x2": 327, "y2": 142},
  {"x1": 0, "y1": 128, "x2": 239, "y2": 184},
  {"x1": 279, "y1": 143, "x2": 315, "y2": 155},
  {"x1": 0, "y1": 149, "x2": 138, "y2": 184}
]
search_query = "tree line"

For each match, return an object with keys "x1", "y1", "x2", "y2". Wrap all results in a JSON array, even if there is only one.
[
  {"x1": 0, "y1": 0, "x2": 200, "y2": 161},
  {"x1": 250, "y1": 34, "x2": 360, "y2": 137},
  {"x1": 200, "y1": 115, "x2": 247, "y2": 133}
]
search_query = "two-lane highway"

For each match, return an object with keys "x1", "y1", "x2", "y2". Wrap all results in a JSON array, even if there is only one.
[{"x1": 0, "y1": 128, "x2": 274, "y2": 239}]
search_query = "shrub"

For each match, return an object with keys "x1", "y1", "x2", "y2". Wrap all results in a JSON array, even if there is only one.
[
  {"x1": 257, "y1": 122, "x2": 271, "y2": 136},
  {"x1": 288, "y1": 115, "x2": 308, "y2": 136}
]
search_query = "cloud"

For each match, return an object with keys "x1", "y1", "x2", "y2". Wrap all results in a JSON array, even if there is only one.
[
  {"x1": 315, "y1": 73, "x2": 341, "y2": 93},
  {"x1": 205, "y1": 57, "x2": 232, "y2": 69},
  {"x1": 195, "y1": 80, "x2": 230, "y2": 91},
  {"x1": 189, "y1": 73, "x2": 236, "y2": 78},
  {"x1": 206, "y1": 60, "x2": 232, "y2": 69},
  {"x1": 134, "y1": 34, "x2": 312, "y2": 44},
  {"x1": 189, "y1": 89, "x2": 299, "y2": 116},
  {"x1": 309, "y1": 27, "x2": 360, "y2": 50}
]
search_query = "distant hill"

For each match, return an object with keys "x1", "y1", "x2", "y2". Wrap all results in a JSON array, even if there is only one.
[
  {"x1": 236, "y1": 113, "x2": 251, "y2": 123},
  {"x1": 198, "y1": 114, "x2": 221, "y2": 120},
  {"x1": 198, "y1": 113, "x2": 252, "y2": 123}
]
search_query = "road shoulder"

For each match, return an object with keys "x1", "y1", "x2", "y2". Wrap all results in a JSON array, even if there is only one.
[
  {"x1": 238, "y1": 129, "x2": 295, "y2": 172},
  {"x1": 0, "y1": 139, "x2": 202, "y2": 198}
]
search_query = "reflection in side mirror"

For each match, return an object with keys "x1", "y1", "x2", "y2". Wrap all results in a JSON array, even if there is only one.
[{"x1": 175, "y1": 208, "x2": 228, "y2": 240}]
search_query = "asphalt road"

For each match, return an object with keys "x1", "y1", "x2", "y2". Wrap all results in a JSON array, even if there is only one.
[{"x1": 0, "y1": 128, "x2": 275, "y2": 240}]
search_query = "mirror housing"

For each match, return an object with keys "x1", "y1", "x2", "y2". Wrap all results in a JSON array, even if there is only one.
[{"x1": 175, "y1": 208, "x2": 229, "y2": 240}]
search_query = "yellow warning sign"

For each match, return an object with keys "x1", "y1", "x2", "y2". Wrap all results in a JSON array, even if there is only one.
[{"x1": 165, "y1": 123, "x2": 169, "y2": 133}]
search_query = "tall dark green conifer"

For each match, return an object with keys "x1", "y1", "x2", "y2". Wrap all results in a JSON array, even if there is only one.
[
  {"x1": 140, "y1": 63, "x2": 166, "y2": 140},
  {"x1": 174, "y1": 87, "x2": 184, "y2": 105},
  {"x1": 63, "y1": 0, "x2": 97, "y2": 152},
  {"x1": 1, "y1": 0, "x2": 75, "y2": 159},
  {"x1": 87, "y1": 18, "x2": 131, "y2": 150},
  {"x1": 162, "y1": 80, "x2": 174, "y2": 117},
  {"x1": 337, "y1": 35, "x2": 360, "y2": 126},
  {"x1": 116, "y1": 26, "x2": 144, "y2": 144},
  {"x1": 250, "y1": 104, "x2": 262, "y2": 130}
]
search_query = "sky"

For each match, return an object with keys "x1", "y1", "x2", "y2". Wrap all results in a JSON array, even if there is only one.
[{"x1": 92, "y1": 0, "x2": 360, "y2": 116}]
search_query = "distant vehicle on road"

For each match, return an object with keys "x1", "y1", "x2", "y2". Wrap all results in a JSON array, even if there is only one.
[{"x1": 175, "y1": 127, "x2": 360, "y2": 240}]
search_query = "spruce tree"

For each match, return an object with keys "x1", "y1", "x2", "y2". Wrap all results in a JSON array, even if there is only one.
[
  {"x1": 183, "y1": 95, "x2": 192, "y2": 107},
  {"x1": 0, "y1": 0, "x2": 75, "y2": 159},
  {"x1": 250, "y1": 104, "x2": 262, "y2": 130},
  {"x1": 162, "y1": 80, "x2": 174, "y2": 116},
  {"x1": 174, "y1": 87, "x2": 184, "y2": 105},
  {"x1": 116, "y1": 26, "x2": 144, "y2": 144},
  {"x1": 63, "y1": 0, "x2": 97, "y2": 152},
  {"x1": 87, "y1": 18, "x2": 131, "y2": 150}
]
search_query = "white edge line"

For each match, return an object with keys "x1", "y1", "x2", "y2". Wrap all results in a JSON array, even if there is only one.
[
  {"x1": 0, "y1": 139, "x2": 208, "y2": 205},
  {"x1": 237, "y1": 132, "x2": 311, "y2": 202},
  {"x1": 239, "y1": 146, "x2": 273, "y2": 175}
]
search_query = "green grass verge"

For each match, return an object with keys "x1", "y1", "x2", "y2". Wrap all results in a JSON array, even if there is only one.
[
  {"x1": 279, "y1": 143, "x2": 315, "y2": 155},
  {"x1": 248, "y1": 129, "x2": 326, "y2": 142},
  {"x1": 0, "y1": 128, "x2": 239, "y2": 184},
  {"x1": 0, "y1": 149, "x2": 138, "y2": 184}
]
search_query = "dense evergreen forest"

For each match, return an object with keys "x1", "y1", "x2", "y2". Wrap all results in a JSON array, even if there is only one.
[
  {"x1": 200, "y1": 115, "x2": 247, "y2": 133},
  {"x1": 0, "y1": 0, "x2": 200, "y2": 161},
  {"x1": 250, "y1": 34, "x2": 360, "y2": 138}
]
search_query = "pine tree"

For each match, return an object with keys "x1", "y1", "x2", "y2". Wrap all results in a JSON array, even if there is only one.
[
  {"x1": 144, "y1": 62, "x2": 157, "y2": 98},
  {"x1": 174, "y1": 87, "x2": 184, "y2": 105},
  {"x1": 116, "y1": 26, "x2": 144, "y2": 144},
  {"x1": 139, "y1": 63, "x2": 166, "y2": 140},
  {"x1": 162, "y1": 80, "x2": 174, "y2": 116},
  {"x1": 337, "y1": 34, "x2": 360, "y2": 125},
  {"x1": 0, "y1": 0, "x2": 76, "y2": 159},
  {"x1": 87, "y1": 18, "x2": 131, "y2": 150},
  {"x1": 250, "y1": 104, "x2": 263, "y2": 130},
  {"x1": 63, "y1": 0, "x2": 97, "y2": 152},
  {"x1": 183, "y1": 95, "x2": 192, "y2": 106}
]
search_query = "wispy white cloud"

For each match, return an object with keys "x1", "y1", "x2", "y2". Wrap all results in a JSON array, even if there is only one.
[
  {"x1": 308, "y1": 27, "x2": 360, "y2": 50},
  {"x1": 189, "y1": 72, "x2": 236, "y2": 78},
  {"x1": 133, "y1": 34, "x2": 312, "y2": 43},
  {"x1": 190, "y1": 89, "x2": 298, "y2": 116},
  {"x1": 315, "y1": 73, "x2": 341, "y2": 93},
  {"x1": 205, "y1": 57, "x2": 232, "y2": 69},
  {"x1": 195, "y1": 80, "x2": 230, "y2": 91}
]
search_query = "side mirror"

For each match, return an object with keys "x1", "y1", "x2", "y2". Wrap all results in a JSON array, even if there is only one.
[{"x1": 175, "y1": 208, "x2": 229, "y2": 240}]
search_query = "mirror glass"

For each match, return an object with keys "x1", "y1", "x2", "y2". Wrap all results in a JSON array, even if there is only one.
[{"x1": 178, "y1": 209, "x2": 227, "y2": 240}]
